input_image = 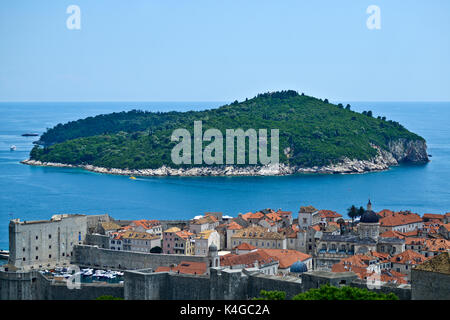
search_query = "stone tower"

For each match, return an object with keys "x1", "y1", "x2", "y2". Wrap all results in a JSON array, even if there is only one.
[{"x1": 358, "y1": 200, "x2": 380, "y2": 241}]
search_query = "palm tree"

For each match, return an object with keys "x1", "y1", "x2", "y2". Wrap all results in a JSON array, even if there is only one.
[
  {"x1": 347, "y1": 205, "x2": 358, "y2": 225},
  {"x1": 357, "y1": 206, "x2": 365, "y2": 218}
]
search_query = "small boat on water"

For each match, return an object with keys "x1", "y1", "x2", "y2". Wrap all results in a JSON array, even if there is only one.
[
  {"x1": 21, "y1": 133, "x2": 39, "y2": 137},
  {"x1": 129, "y1": 176, "x2": 136, "y2": 180},
  {"x1": 10, "y1": 145, "x2": 16, "y2": 151},
  {"x1": 0, "y1": 250, "x2": 9, "y2": 260}
]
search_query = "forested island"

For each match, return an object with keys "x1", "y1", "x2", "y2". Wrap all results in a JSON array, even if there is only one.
[{"x1": 24, "y1": 91, "x2": 429, "y2": 176}]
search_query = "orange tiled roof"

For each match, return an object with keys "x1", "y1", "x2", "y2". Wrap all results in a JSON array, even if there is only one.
[
  {"x1": 380, "y1": 212, "x2": 422, "y2": 227},
  {"x1": 423, "y1": 214, "x2": 444, "y2": 221},
  {"x1": 380, "y1": 230, "x2": 405, "y2": 239},
  {"x1": 276, "y1": 210, "x2": 292, "y2": 216},
  {"x1": 265, "y1": 212, "x2": 282, "y2": 222},
  {"x1": 232, "y1": 226, "x2": 285, "y2": 240},
  {"x1": 121, "y1": 230, "x2": 160, "y2": 240},
  {"x1": 299, "y1": 205, "x2": 317, "y2": 214},
  {"x1": 233, "y1": 242, "x2": 257, "y2": 250},
  {"x1": 259, "y1": 249, "x2": 311, "y2": 269},
  {"x1": 155, "y1": 261, "x2": 207, "y2": 275},
  {"x1": 423, "y1": 238, "x2": 450, "y2": 253},
  {"x1": 175, "y1": 230, "x2": 194, "y2": 240},
  {"x1": 318, "y1": 210, "x2": 342, "y2": 219},
  {"x1": 390, "y1": 250, "x2": 427, "y2": 265},
  {"x1": 192, "y1": 215, "x2": 218, "y2": 225},
  {"x1": 377, "y1": 209, "x2": 396, "y2": 218},
  {"x1": 405, "y1": 237, "x2": 426, "y2": 246},
  {"x1": 220, "y1": 250, "x2": 277, "y2": 268},
  {"x1": 132, "y1": 219, "x2": 161, "y2": 229},
  {"x1": 242, "y1": 211, "x2": 265, "y2": 221},
  {"x1": 227, "y1": 221, "x2": 243, "y2": 230},
  {"x1": 369, "y1": 251, "x2": 390, "y2": 261}
]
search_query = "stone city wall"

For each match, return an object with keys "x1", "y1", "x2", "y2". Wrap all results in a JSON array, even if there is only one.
[
  {"x1": 72, "y1": 245, "x2": 210, "y2": 271},
  {"x1": 0, "y1": 270, "x2": 123, "y2": 300},
  {"x1": 411, "y1": 269, "x2": 450, "y2": 300}
]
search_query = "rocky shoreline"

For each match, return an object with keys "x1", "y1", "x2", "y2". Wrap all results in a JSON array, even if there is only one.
[
  {"x1": 21, "y1": 139, "x2": 429, "y2": 177},
  {"x1": 18, "y1": 149, "x2": 406, "y2": 177}
]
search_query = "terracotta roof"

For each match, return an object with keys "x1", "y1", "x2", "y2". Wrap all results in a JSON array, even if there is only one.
[
  {"x1": 276, "y1": 210, "x2": 292, "y2": 216},
  {"x1": 195, "y1": 230, "x2": 216, "y2": 240},
  {"x1": 220, "y1": 250, "x2": 277, "y2": 268},
  {"x1": 232, "y1": 226, "x2": 285, "y2": 240},
  {"x1": 101, "y1": 221, "x2": 121, "y2": 231},
  {"x1": 318, "y1": 210, "x2": 342, "y2": 219},
  {"x1": 378, "y1": 209, "x2": 395, "y2": 217},
  {"x1": 414, "y1": 252, "x2": 450, "y2": 274},
  {"x1": 242, "y1": 211, "x2": 265, "y2": 221},
  {"x1": 265, "y1": 212, "x2": 282, "y2": 222},
  {"x1": 110, "y1": 232, "x2": 123, "y2": 240},
  {"x1": 380, "y1": 230, "x2": 405, "y2": 239},
  {"x1": 164, "y1": 227, "x2": 181, "y2": 233},
  {"x1": 299, "y1": 205, "x2": 317, "y2": 214},
  {"x1": 192, "y1": 215, "x2": 218, "y2": 225},
  {"x1": 423, "y1": 238, "x2": 450, "y2": 253},
  {"x1": 369, "y1": 251, "x2": 390, "y2": 261},
  {"x1": 404, "y1": 237, "x2": 426, "y2": 246},
  {"x1": 155, "y1": 261, "x2": 207, "y2": 275},
  {"x1": 423, "y1": 214, "x2": 444, "y2": 221},
  {"x1": 380, "y1": 212, "x2": 422, "y2": 227},
  {"x1": 132, "y1": 219, "x2": 161, "y2": 229},
  {"x1": 233, "y1": 242, "x2": 257, "y2": 250},
  {"x1": 121, "y1": 231, "x2": 160, "y2": 240},
  {"x1": 332, "y1": 254, "x2": 408, "y2": 284},
  {"x1": 175, "y1": 230, "x2": 194, "y2": 240},
  {"x1": 402, "y1": 230, "x2": 419, "y2": 237},
  {"x1": 227, "y1": 221, "x2": 243, "y2": 230},
  {"x1": 390, "y1": 250, "x2": 427, "y2": 265},
  {"x1": 259, "y1": 249, "x2": 311, "y2": 269}
]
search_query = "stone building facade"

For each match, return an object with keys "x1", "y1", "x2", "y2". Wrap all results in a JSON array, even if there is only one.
[{"x1": 8, "y1": 214, "x2": 88, "y2": 271}]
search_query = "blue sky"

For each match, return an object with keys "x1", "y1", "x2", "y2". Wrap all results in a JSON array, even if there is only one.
[{"x1": 0, "y1": 0, "x2": 449, "y2": 102}]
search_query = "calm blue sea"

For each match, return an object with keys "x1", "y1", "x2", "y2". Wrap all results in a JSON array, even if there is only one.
[{"x1": 1, "y1": 101, "x2": 449, "y2": 251}]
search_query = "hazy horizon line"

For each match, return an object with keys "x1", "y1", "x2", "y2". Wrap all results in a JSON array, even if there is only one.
[{"x1": 1, "y1": 100, "x2": 450, "y2": 104}]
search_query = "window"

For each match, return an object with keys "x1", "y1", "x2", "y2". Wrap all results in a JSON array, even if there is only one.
[
  {"x1": 23, "y1": 248, "x2": 25, "y2": 252},
  {"x1": 62, "y1": 253, "x2": 65, "y2": 257},
  {"x1": 49, "y1": 254, "x2": 51, "y2": 258},
  {"x1": 35, "y1": 256, "x2": 38, "y2": 260},
  {"x1": 35, "y1": 246, "x2": 38, "y2": 251},
  {"x1": 23, "y1": 257, "x2": 26, "y2": 261},
  {"x1": 36, "y1": 236, "x2": 38, "y2": 240},
  {"x1": 49, "y1": 234, "x2": 52, "y2": 239}
]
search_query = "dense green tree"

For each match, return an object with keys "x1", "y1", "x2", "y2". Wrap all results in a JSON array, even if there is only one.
[
  {"x1": 253, "y1": 290, "x2": 286, "y2": 300},
  {"x1": 150, "y1": 246, "x2": 162, "y2": 253},
  {"x1": 31, "y1": 91, "x2": 424, "y2": 170},
  {"x1": 292, "y1": 285, "x2": 398, "y2": 300}
]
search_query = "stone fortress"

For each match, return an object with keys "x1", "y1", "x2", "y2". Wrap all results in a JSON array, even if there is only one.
[{"x1": 0, "y1": 210, "x2": 449, "y2": 300}]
